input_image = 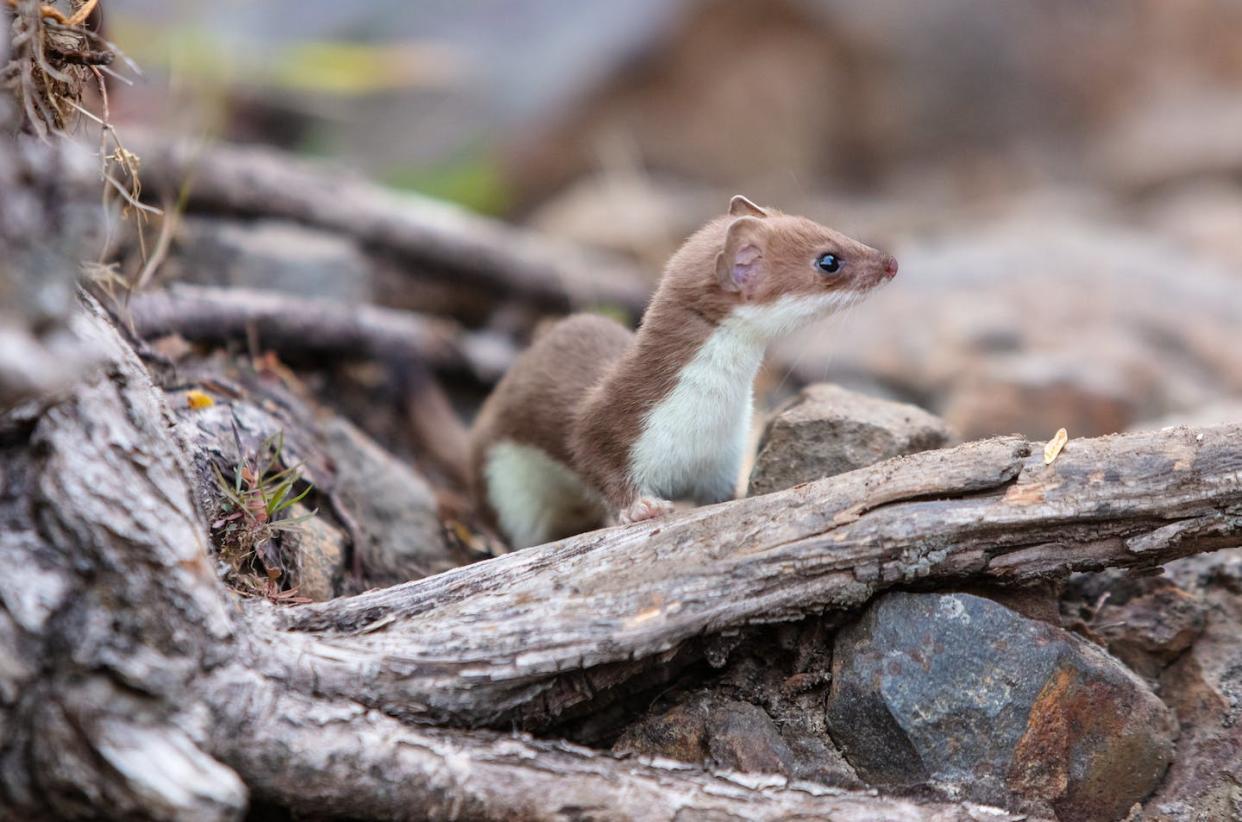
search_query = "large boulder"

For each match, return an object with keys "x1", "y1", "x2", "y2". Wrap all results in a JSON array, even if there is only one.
[
  {"x1": 827, "y1": 592, "x2": 1176, "y2": 820},
  {"x1": 748, "y1": 383, "x2": 951, "y2": 496}
]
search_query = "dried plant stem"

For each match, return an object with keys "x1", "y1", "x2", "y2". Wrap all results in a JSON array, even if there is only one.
[{"x1": 3, "y1": 0, "x2": 97, "y2": 27}]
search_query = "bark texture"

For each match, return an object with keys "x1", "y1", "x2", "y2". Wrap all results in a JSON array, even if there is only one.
[{"x1": 0, "y1": 135, "x2": 103, "y2": 409}]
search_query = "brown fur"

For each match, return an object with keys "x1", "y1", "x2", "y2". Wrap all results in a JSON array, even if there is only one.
[
  {"x1": 468, "y1": 196, "x2": 895, "y2": 538},
  {"x1": 468, "y1": 315, "x2": 633, "y2": 528}
]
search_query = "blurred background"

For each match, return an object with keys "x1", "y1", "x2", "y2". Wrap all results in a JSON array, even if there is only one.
[{"x1": 101, "y1": 0, "x2": 1242, "y2": 442}]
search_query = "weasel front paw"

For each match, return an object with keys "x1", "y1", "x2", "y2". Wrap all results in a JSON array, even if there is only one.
[{"x1": 620, "y1": 497, "x2": 674, "y2": 525}]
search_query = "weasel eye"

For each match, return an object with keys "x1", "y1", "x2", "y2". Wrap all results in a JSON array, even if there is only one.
[{"x1": 815, "y1": 253, "x2": 841, "y2": 274}]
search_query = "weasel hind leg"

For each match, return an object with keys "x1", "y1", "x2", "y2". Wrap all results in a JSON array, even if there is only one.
[{"x1": 484, "y1": 441, "x2": 608, "y2": 549}]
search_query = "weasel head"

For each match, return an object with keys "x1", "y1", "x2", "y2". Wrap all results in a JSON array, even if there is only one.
[{"x1": 713, "y1": 195, "x2": 897, "y2": 336}]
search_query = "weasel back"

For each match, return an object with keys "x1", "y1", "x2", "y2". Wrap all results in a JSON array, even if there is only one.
[{"x1": 468, "y1": 313, "x2": 632, "y2": 547}]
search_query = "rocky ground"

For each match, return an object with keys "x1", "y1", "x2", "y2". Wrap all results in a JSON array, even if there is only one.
[
  {"x1": 5, "y1": 1, "x2": 1242, "y2": 816},
  {"x1": 60, "y1": 140, "x2": 1234, "y2": 821}
]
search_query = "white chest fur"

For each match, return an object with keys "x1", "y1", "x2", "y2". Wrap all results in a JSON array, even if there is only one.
[
  {"x1": 628, "y1": 293, "x2": 853, "y2": 504},
  {"x1": 627, "y1": 316, "x2": 764, "y2": 503}
]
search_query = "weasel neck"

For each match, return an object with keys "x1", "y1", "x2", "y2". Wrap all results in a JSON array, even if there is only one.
[
  {"x1": 633, "y1": 288, "x2": 763, "y2": 350},
  {"x1": 624, "y1": 302, "x2": 769, "y2": 503},
  {"x1": 624, "y1": 298, "x2": 774, "y2": 409}
]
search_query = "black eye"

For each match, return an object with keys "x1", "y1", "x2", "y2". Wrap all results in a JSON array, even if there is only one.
[{"x1": 815, "y1": 253, "x2": 841, "y2": 274}]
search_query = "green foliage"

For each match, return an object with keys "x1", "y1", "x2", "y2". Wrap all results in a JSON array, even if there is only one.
[
  {"x1": 211, "y1": 430, "x2": 316, "y2": 593},
  {"x1": 385, "y1": 148, "x2": 511, "y2": 216}
]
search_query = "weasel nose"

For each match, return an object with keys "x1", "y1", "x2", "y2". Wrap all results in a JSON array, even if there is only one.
[{"x1": 882, "y1": 255, "x2": 898, "y2": 279}]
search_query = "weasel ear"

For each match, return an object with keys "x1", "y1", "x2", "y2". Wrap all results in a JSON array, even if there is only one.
[
  {"x1": 715, "y1": 216, "x2": 766, "y2": 295},
  {"x1": 729, "y1": 194, "x2": 768, "y2": 218}
]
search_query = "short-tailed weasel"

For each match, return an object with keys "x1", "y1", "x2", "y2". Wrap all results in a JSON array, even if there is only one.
[{"x1": 469, "y1": 195, "x2": 897, "y2": 548}]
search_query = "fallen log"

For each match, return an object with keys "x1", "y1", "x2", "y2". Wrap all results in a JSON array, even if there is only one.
[
  {"x1": 128, "y1": 136, "x2": 652, "y2": 318},
  {"x1": 127, "y1": 283, "x2": 516, "y2": 383},
  {"x1": 264, "y1": 423, "x2": 1242, "y2": 727},
  {"x1": 0, "y1": 294, "x2": 1024, "y2": 820}
]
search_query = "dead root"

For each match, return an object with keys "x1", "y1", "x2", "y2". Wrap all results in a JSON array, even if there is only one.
[
  {"x1": 4, "y1": 0, "x2": 161, "y2": 265},
  {"x1": 3, "y1": 0, "x2": 101, "y2": 136}
]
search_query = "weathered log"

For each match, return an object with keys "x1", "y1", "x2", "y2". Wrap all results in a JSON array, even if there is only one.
[
  {"x1": 127, "y1": 283, "x2": 516, "y2": 383},
  {"x1": 264, "y1": 425, "x2": 1242, "y2": 727},
  {"x1": 128, "y1": 136, "x2": 651, "y2": 317},
  {"x1": 0, "y1": 294, "x2": 1022, "y2": 820}
]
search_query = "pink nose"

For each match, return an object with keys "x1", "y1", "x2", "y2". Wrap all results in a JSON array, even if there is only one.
[{"x1": 882, "y1": 255, "x2": 898, "y2": 279}]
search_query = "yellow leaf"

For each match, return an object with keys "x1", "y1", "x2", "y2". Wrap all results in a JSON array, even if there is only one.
[
  {"x1": 186, "y1": 389, "x2": 215, "y2": 410},
  {"x1": 1044, "y1": 428, "x2": 1069, "y2": 465}
]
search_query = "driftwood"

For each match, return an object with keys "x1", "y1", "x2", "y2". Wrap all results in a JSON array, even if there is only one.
[
  {"x1": 0, "y1": 295, "x2": 1031, "y2": 820},
  {"x1": 127, "y1": 283, "x2": 516, "y2": 383},
  {"x1": 127, "y1": 136, "x2": 651, "y2": 318}
]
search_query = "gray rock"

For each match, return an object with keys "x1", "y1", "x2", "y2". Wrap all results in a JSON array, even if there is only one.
[
  {"x1": 613, "y1": 693, "x2": 799, "y2": 777},
  {"x1": 169, "y1": 217, "x2": 374, "y2": 303},
  {"x1": 284, "y1": 503, "x2": 345, "y2": 601},
  {"x1": 322, "y1": 417, "x2": 452, "y2": 585},
  {"x1": 827, "y1": 592, "x2": 1176, "y2": 821},
  {"x1": 748, "y1": 383, "x2": 951, "y2": 496}
]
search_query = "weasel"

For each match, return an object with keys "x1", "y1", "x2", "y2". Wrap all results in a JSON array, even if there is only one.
[{"x1": 469, "y1": 195, "x2": 897, "y2": 548}]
